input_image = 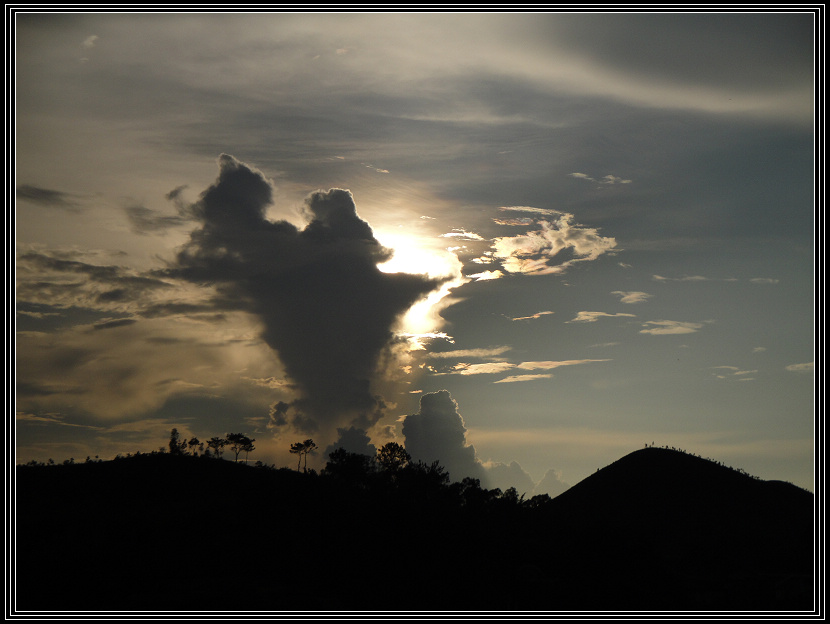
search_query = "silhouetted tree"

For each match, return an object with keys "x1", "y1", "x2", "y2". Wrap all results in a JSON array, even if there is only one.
[
  {"x1": 376, "y1": 442, "x2": 410, "y2": 473},
  {"x1": 207, "y1": 436, "x2": 227, "y2": 459},
  {"x1": 169, "y1": 428, "x2": 188, "y2": 455},
  {"x1": 289, "y1": 439, "x2": 317, "y2": 472},
  {"x1": 227, "y1": 433, "x2": 255, "y2": 463},
  {"x1": 187, "y1": 437, "x2": 201, "y2": 456},
  {"x1": 324, "y1": 448, "x2": 376, "y2": 481}
]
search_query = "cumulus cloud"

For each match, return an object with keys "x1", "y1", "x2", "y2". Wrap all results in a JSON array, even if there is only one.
[
  {"x1": 162, "y1": 154, "x2": 447, "y2": 435},
  {"x1": 568, "y1": 311, "x2": 636, "y2": 323},
  {"x1": 532, "y1": 468, "x2": 571, "y2": 498},
  {"x1": 402, "y1": 391, "x2": 553, "y2": 493},
  {"x1": 323, "y1": 426, "x2": 377, "y2": 459},
  {"x1": 639, "y1": 320, "x2": 705, "y2": 335},
  {"x1": 491, "y1": 211, "x2": 616, "y2": 276},
  {"x1": 81, "y1": 35, "x2": 98, "y2": 49},
  {"x1": 402, "y1": 390, "x2": 485, "y2": 483},
  {"x1": 611, "y1": 291, "x2": 652, "y2": 304}
]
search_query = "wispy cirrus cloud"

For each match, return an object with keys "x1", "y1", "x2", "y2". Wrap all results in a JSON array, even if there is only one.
[
  {"x1": 494, "y1": 374, "x2": 552, "y2": 384},
  {"x1": 441, "y1": 229, "x2": 486, "y2": 241},
  {"x1": 509, "y1": 311, "x2": 554, "y2": 321},
  {"x1": 428, "y1": 346, "x2": 512, "y2": 359},
  {"x1": 611, "y1": 291, "x2": 652, "y2": 304},
  {"x1": 639, "y1": 320, "x2": 708, "y2": 335},
  {"x1": 16, "y1": 185, "x2": 82, "y2": 211},
  {"x1": 652, "y1": 274, "x2": 759, "y2": 283},
  {"x1": 569, "y1": 172, "x2": 632, "y2": 184},
  {"x1": 433, "y1": 358, "x2": 611, "y2": 378},
  {"x1": 785, "y1": 362, "x2": 813, "y2": 372},
  {"x1": 568, "y1": 311, "x2": 637, "y2": 323},
  {"x1": 712, "y1": 366, "x2": 758, "y2": 380}
]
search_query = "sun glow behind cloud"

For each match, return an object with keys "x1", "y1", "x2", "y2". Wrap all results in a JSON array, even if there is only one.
[{"x1": 376, "y1": 229, "x2": 468, "y2": 338}]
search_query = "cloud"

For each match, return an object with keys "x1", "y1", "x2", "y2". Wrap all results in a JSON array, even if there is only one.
[
  {"x1": 509, "y1": 311, "x2": 554, "y2": 321},
  {"x1": 493, "y1": 217, "x2": 534, "y2": 226},
  {"x1": 752, "y1": 347, "x2": 767, "y2": 353},
  {"x1": 323, "y1": 426, "x2": 377, "y2": 460},
  {"x1": 440, "y1": 229, "x2": 485, "y2": 241},
  {"x1": 81, "y1": 35, "x2": 98, "y2": 49},
  {"x1": 402, "y1": 390, "x2": 485, "y2": 484},
  {"x1": 402, "y1": 390, "x2": 546, "y2": 493},
  {"x1": 785, "y1": 362, "x2": 813, "y2": 373},
  {"x1": 498, "y1": 206, "x2": 560, "y2": 216},
  {"x1": 568, "y1": 311, "x2": 636, "y2": 323},
  {"x1": 569, "y1": 172, "x2": 632, "y2": 184},
  {"x1": 532, "y1": 468, "x2": 571, "y2": 498},
  {"x1": 433, "y1": 358, "x2": 609, "y2": 380},
  {"x1": 712, "y1": 366, "x2": 758, "y2": 380},
  {"x1": 517, "y1": 359, "x2": 610, "y2": 370},
  {"x1": 467, "y1": 270, "x2": 503, "y2": 281},
  {"x1": 639, "y1": 320, "x2": 705, "y2": 335},
  {"x1": 493, "y1": 374, "x2": 551, "y2": 384},
  {"x1": 125, "y1": 205, "x2": 188, "y2": 235},
  {"x1": 749, "y1": 277, "x2": 780, "y2": 284},
  {"x1": 447, "y1": 362, "x2": 516, "y2": 376},
  {"x1": 16, "y1": 185, "x2": 80, "y2": 210},
  {"x1": 162, "y1": 154, "x2": 447, "y2": 434},
  {"x1": 428, "y1": 346, "x2": 512, "y2": 359},
  {"x1": 16, "y1": 248, "x2": 174, "y2": 312},
  {"x1": 491, "y1": 212, "x2": 616, "y2": 276},
  {"x1": 483, "y1": 460, "x2": 537, "y2": 496},
  {"x1": 611, "y1": 291, "x2": 652, "y2": 304}
]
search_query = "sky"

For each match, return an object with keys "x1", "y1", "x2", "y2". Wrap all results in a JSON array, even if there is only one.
[{"x1": 14, "y1": 10, "x2": 816, "y2": 495}]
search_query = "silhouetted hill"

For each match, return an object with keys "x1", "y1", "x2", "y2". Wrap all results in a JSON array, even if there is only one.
[
  {"x1": 536, "y1": 448, "x2": 814, "y2": 609},
  {"x1": 13, "y1": 449, "x2": 815, "y2": 613}
]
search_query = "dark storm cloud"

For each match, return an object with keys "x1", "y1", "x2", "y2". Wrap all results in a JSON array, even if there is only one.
[
  {"x1": 164, "y1": 154, "x2": 447, "y2": 430},
  {"x1": 16, "y1": 184, "x2": 80, "y2": 210}
]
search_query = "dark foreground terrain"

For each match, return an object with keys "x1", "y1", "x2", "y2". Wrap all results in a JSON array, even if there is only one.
[{"x1": 14, "y1": 447, "x2": 815, "y2": 613}]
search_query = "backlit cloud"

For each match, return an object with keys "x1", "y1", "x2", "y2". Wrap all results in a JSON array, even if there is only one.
[
  {"x1": 441, "y1": 229, "x2": 485, "y2": 241},
  {"x1": 517, "y1": 359, "x2": 611, "y2": 370},
  {"x1": 491, "y1": 212, "x2": 617, "y2": 276},
  {"x1": 568, "y1": 172, "x2": 632, "y2": 184},
  {"x1": 428, "y1": 346, "x2": 512, "y2": 359},
  {"x1": 493, "y1": 374, "x2": 552, "y2": 384},
  {"x1": 611, "y1": 291, "x2": 652, "y2": 304},
  {"x1": 639, "y1": 320, "x2": 706, "y2": 335},
  {"x1": 785, "y1": 362, "x2": 813, "y2": 372},
  {"x1": 509, "y1": 311, "x2": 554, "y2": 321},
  {"x1": 162, "y1": 154, "x2": 447, "y2": 435},
  {"x1": 568, "y1": 311, "x2": 637, "y2": 323}
]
